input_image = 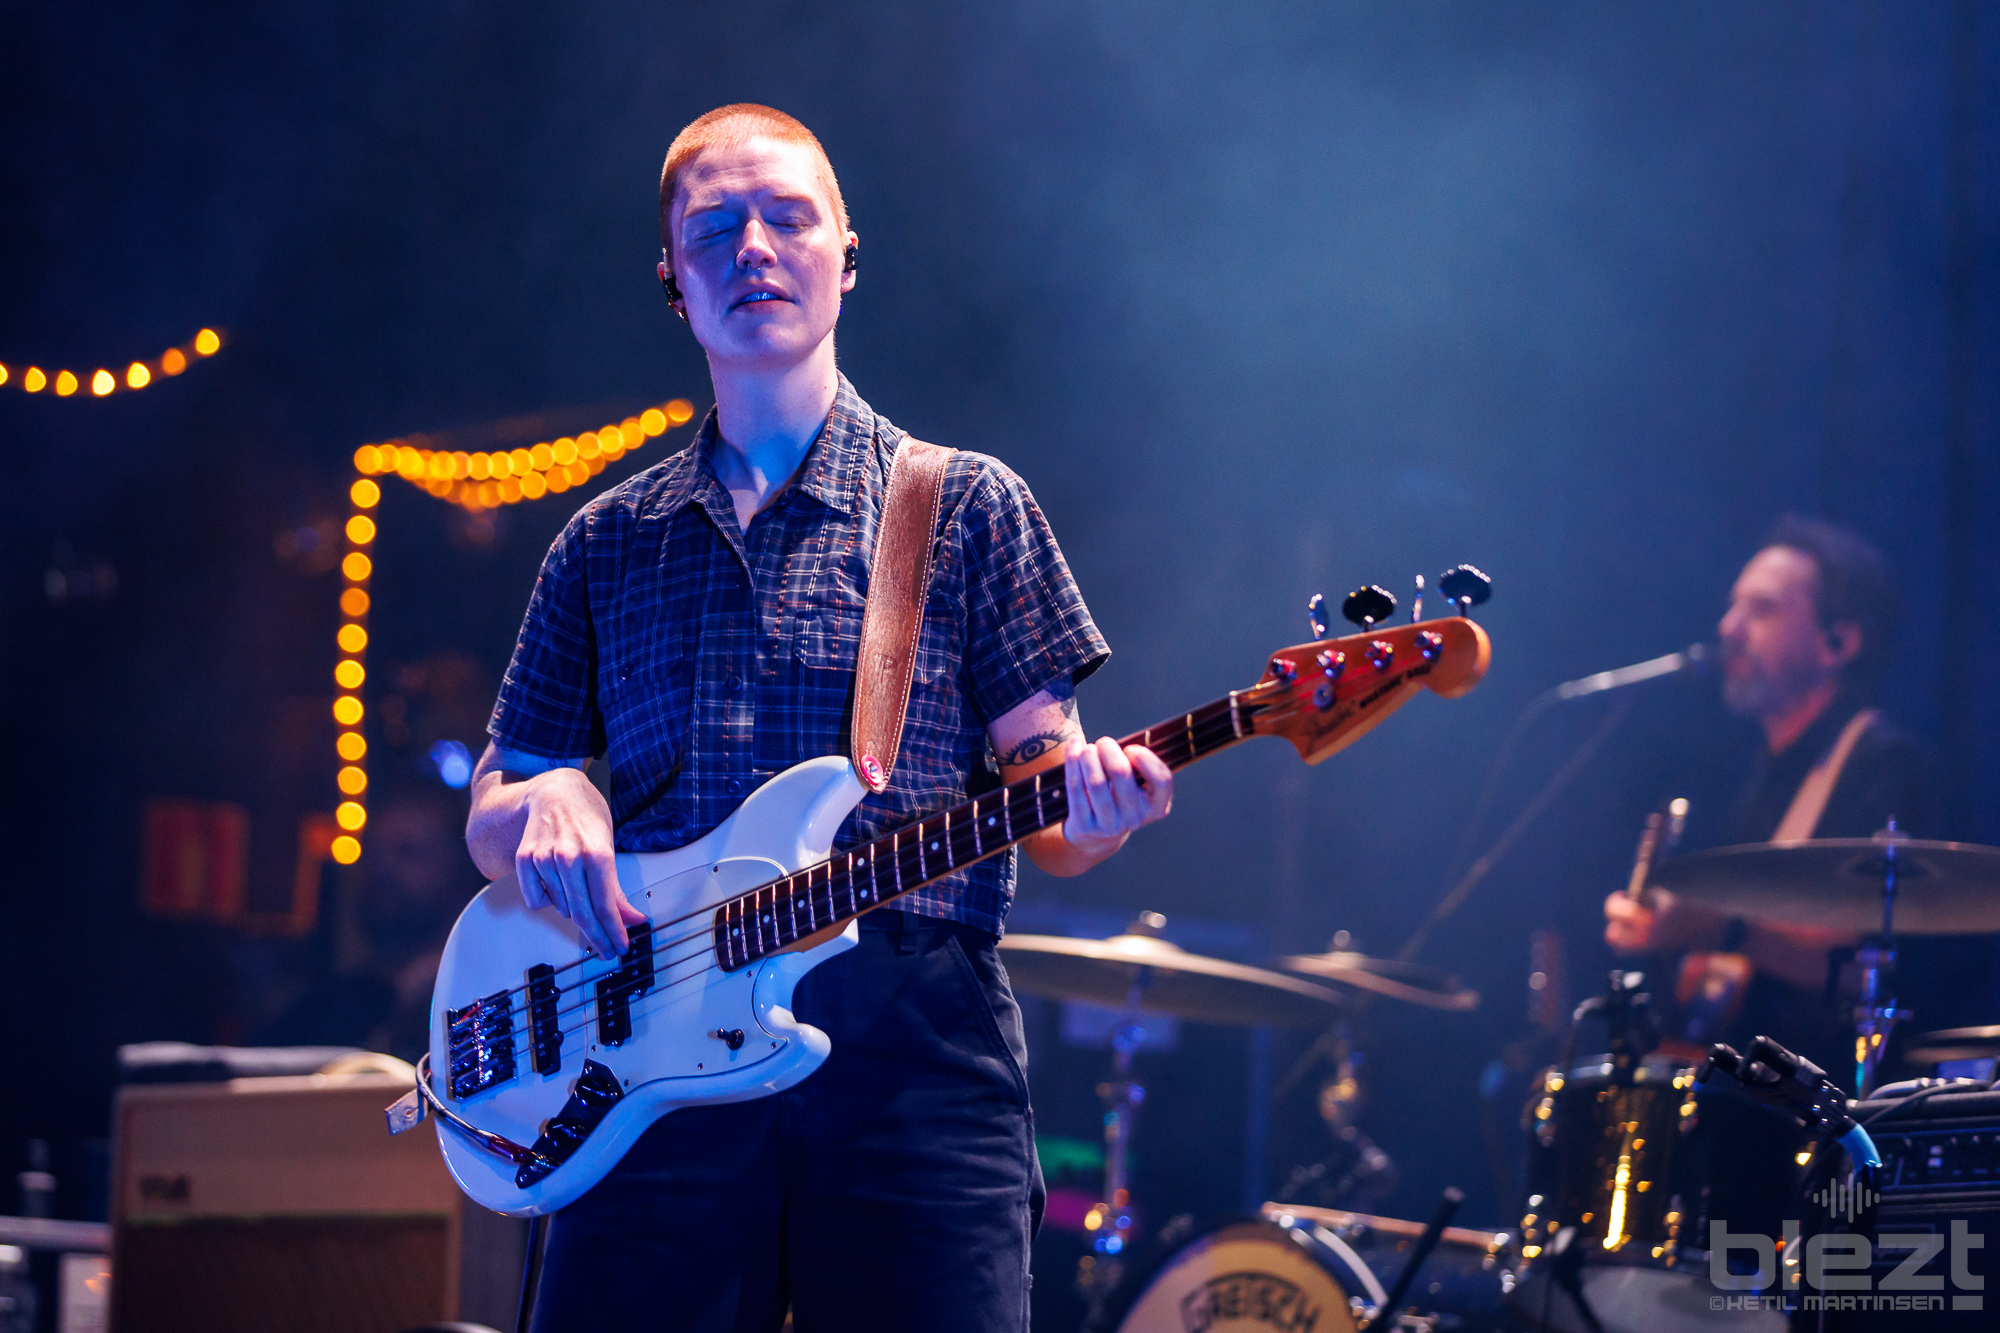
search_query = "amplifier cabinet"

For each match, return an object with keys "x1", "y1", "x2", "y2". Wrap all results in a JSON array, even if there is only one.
[
  {"x1": 109, "y1": 1073, "x2": 524, "y2": 1333},
  {"x1": 1871, "y1": 1088, "x2": 2000, "y2": 1213},
  {"x1": 1822, "y1": 1088, "x2": 2000, "y2": 1332}
]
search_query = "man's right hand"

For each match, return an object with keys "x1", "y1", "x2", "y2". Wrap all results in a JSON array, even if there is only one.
[
  {"x1": 1603, "y1": 890, "x2": 1661, "y2": 954},
  {"x1": 1603, "y1": 887, "x2": 1725, "y2": 956},
  {"x1": 467, "y1": 745, "x2": 647, "y2": 961}
]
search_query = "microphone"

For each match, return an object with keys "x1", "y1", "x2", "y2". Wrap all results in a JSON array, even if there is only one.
[{"x1": 1554, "y1": 643, "x2": 1712, "y2": 700}]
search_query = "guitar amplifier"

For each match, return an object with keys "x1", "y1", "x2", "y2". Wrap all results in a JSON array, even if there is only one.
[
  {"x1": 109, "y1": 1072, "x2": 525, "y2": 1333},
  {"x1": 1869, "y1": 1087, "x2": 2000, "y2": 1212},
  {"x1": 1827, "y1": 1087, "x2": 2000, "y2": 1331}
]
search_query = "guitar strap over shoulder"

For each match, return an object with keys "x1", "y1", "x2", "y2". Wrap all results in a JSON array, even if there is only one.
[
  {"x1": 851, "y1": 435, "x2": 954, "y2": 794},
  {"x1": 1668, "y1": 706, "x2": 1881, "y2": 1045},
  {"x1": 1771, "y1": 707, "x2": 1880, "y2": 842}
]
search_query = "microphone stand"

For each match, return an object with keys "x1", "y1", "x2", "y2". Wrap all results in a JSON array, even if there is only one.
[{"x1": 1397, "y1": 697, "x2": 1633, "y2": 963}]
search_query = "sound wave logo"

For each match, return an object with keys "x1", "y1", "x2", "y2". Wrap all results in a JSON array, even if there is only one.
[{"x1": 1812, "y1": 1178, "x2": 1879, "y2": 1223}]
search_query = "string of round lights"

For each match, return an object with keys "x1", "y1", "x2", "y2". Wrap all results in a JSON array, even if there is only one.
[
  {"x1": 354, "y1": 398, "x2": 696, "y2": 511},
  {"x1": 0, "y1": 328, "x2": 224, "y2": 396},
  {"x1": 329, "y1": 396, "x2": 700, "y2": 864}
]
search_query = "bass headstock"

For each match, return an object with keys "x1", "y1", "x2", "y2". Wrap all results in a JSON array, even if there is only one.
[{"x1": 1240, "y1": 613, "x2": 1491, "y2": 766}]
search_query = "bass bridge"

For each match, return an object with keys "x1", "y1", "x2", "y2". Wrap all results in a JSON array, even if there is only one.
[{"x1": 446, "y1": 991, "x2": 516, "y2": 1100}]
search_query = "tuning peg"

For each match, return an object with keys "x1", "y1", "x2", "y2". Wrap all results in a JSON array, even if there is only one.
[
  {"x1": 1438, "y1": 564, "x2": 1492, "y2": 618},
  {"x1": 1411, "y1": 574, "x2": 1425, "y2": 623},
  {"x1": 1342, "y1": 585, "x2": 1397, "y2": 630},
  {"x1": 1307, "y1": 593, "x2": 1330, "y2": 639}
]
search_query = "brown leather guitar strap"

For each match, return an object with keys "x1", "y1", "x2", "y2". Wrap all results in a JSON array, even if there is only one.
[{"x1": 851, "y1": 436, "x2": 954, "y2": 794}]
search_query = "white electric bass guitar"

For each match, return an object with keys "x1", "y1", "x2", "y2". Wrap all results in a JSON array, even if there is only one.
[{"x1": 412, "y1": 609, "x2": 1491, "y2": 1216}]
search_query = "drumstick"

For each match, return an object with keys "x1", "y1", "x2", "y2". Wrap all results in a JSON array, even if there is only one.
[
  {"x1": 1622, "y1": 798, "x2": 1690, "y2": 901},
  {"x1": 1372, "y1": 1187, "x2": 1464, "y2": 1327}
]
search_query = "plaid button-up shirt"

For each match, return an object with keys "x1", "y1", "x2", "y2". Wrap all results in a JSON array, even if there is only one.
[{"x1": 488, "y1": 376, "x2": 1108, "y2": 933}]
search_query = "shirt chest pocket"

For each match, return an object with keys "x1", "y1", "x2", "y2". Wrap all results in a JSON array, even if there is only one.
[
  {"x1": 792, "y1": 592, "x2": 965, "y2": 685},
  {"x1": 791, "y1": 602, "x2": 863, "y2": 675},
  {"x1": 600, "y1": 625, "x2": 700, "y2": 780}
]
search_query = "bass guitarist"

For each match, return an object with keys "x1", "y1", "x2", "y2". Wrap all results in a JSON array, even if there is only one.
[{"x1": 465, "y1": 104, "x2": 1173, "y2": 1331}]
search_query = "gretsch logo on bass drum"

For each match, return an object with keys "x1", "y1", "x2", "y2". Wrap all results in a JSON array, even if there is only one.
[{"x1": 1179, "y1": 1270, "x2": 1322, "y2": 1333}]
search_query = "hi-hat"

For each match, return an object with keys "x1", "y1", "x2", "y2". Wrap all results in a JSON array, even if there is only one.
[
  {"x1": 1280, "y1": 952, "x2": 1480, "y2": 1011},
  {"x1": 1000, "y1": 930, "x2": 1348, "y2": 1028},
  {"x1": 1651, "y1": 836, "x2": 2000, "y2": 935}
]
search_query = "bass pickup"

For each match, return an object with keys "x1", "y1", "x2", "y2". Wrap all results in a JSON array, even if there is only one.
[{"x1": 595, "y1": 923, "x2": 656, "y2": 1047}]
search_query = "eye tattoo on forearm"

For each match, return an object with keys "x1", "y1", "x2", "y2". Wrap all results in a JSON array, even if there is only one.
[{"x1": 998, "y1": 730, "x2": 1069, "y2": 766}]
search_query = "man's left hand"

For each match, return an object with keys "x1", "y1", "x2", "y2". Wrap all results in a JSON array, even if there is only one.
[{"x1": 1060, "y1": 736, "x2": 1173, "y2": 857}]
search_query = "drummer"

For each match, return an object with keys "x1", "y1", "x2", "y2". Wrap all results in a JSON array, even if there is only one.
[{"x1": 1603, "y1": 517, "x2": 1935, "y2": 1070}]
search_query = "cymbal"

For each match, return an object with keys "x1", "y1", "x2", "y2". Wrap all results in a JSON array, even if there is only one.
[
  {"x1": 1904, "y1": 1026, "x2": 2000, "y2": 1066},
  {"x1": 1651, "y1": 837, "x2": 2000, "y2": 935},
  {"x1": 1280, "y1": 952, "x2": 1481, "y2": 1011},
  {"x1": 999, "y1": 931, "x2": 1349, "y2": 1028}
]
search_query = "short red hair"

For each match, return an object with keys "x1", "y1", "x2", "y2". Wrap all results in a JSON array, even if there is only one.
[{"x1": 658, "y1": 104, "x2": 849, "y2": 247}]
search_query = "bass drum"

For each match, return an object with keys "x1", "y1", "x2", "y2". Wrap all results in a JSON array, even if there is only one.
[
  {"x1": 1094, "y1": 1210, "x2": 1517, "y2": 1333},
  {"x1": 1093, "y1": 1215, "x2": 1375, "y2": 1333}
]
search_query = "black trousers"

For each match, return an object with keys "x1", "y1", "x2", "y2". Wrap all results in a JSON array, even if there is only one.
[{"x1": 530, "y1": 911, "x2": 1045, "y2": 1332}]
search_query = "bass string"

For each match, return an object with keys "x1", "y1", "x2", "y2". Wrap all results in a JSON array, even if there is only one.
[
  {"x1": 451, "y1": 946, "x2": 725, "y2": 1077},
  {"x1": 453, "y1": 930, "x2": 719, "y2": 1063},
  {"x1": 532, "y1": 941, "x2": 726, "y2": 1055}
]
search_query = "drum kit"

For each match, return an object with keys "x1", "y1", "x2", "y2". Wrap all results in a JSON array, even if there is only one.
[{"x1": 999, "y1": 831, "x2": 2000, "y2": 1332}]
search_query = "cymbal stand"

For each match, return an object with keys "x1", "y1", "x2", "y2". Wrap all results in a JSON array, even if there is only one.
[
  {"x1": 1079, "y1": 968, "x2": 1152, "y2": 1306},
  {"x1": 1853, "y1": 824, "x2": 1913, "y2": 1097}
]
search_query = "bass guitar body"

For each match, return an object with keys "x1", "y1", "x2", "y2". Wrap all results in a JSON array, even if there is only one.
[{"x1": 430, "y1": 755, "x2": 867, "y2": 1217}]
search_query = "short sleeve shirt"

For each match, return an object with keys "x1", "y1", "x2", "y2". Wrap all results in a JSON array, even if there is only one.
[{"x1": 488, "y1": 376, "x2": 1108, "y2": 934}]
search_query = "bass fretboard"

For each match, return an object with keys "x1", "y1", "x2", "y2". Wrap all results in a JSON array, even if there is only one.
[{"x1": 711, "y1": 690, "x2": 1263, "y2": 969}]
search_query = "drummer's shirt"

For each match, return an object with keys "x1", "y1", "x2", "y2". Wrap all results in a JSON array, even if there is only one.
[
  {"x1": 1723, "y1": 691, "x2": 1934, "y2": 849},
  {"x1": 1715, "y1": 692, "x2": 1948, "y2": 1070}
]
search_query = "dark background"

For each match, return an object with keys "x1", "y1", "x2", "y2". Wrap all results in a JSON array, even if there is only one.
[{"x1": 4, "y1": 0, "x2": 1998, "y2": 1304}]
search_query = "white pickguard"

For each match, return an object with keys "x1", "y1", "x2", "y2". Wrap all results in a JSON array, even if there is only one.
[{"x1": 428, "y1": 755, "x2": 868, "y2": 1216}]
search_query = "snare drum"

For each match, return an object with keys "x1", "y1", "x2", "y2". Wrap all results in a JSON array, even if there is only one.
[
  {"x1": 1093, "y1": 1208, "x2": 1516, "y2": 1333},
  {"x1": 1514, "y1": 1056, "x2": 1802, "y2": 1333}
]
